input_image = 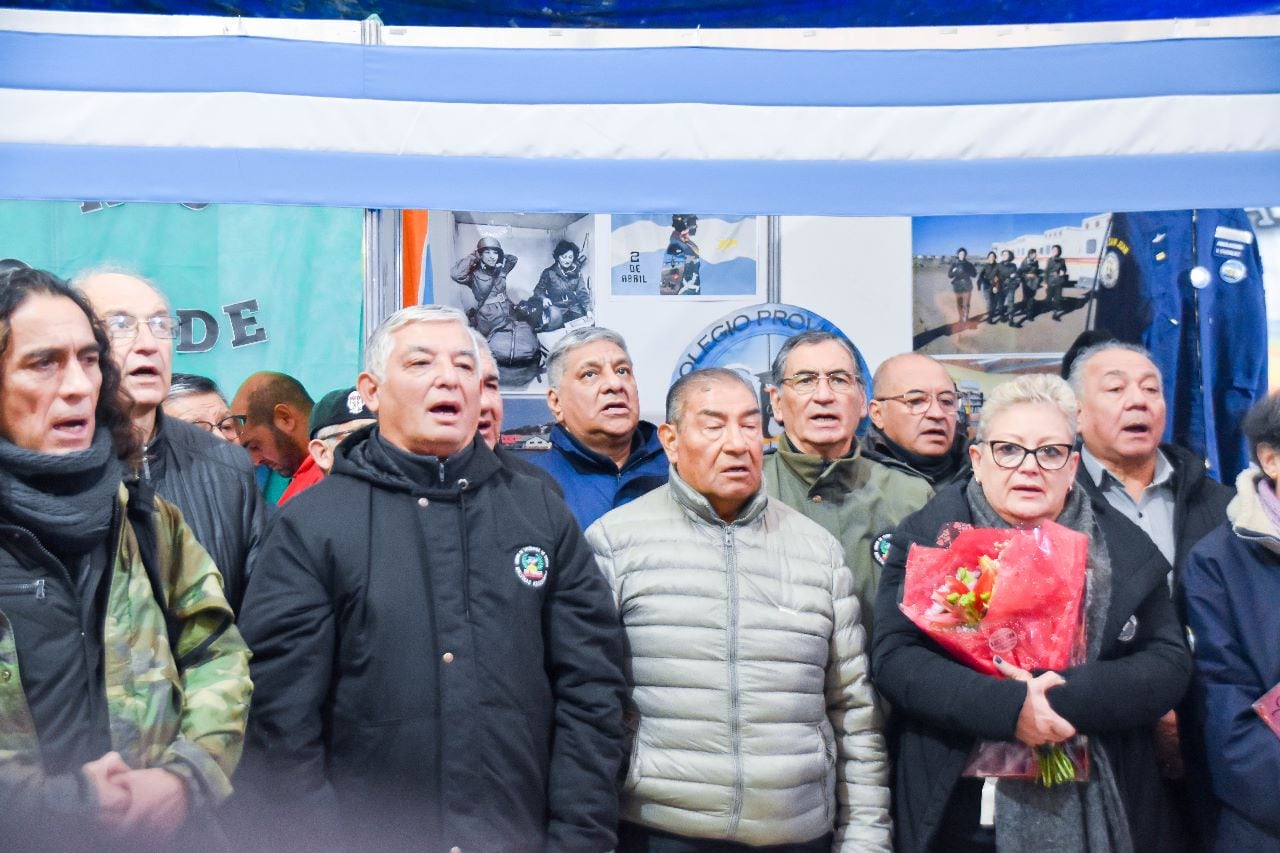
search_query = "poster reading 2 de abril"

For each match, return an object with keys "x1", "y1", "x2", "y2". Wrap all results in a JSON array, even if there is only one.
[{"x1": 610, "y1": 213, "x2": 763, "y2": 299}]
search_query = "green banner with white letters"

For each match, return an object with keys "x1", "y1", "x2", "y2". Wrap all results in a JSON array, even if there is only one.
[{"x1": 0, "y1": 200, "x2": 364, "y2": 402}]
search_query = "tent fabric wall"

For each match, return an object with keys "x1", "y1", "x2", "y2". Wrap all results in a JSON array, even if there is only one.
[
  {"x1": 8, "y1": 0, "x2": 1280, "y2": 29},
  {"x1": 1, "y1": 11, "x2": 1278, "y2": 214}
]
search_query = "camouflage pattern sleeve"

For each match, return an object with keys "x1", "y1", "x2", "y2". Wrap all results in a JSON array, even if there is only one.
[{"x1": 153, "y1": 499, "x2": 253, "y2": 807}]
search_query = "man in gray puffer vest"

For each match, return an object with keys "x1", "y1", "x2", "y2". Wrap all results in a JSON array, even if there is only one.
[{"x1": 586, "y1": 367, "x2": 891, "y2": 852}]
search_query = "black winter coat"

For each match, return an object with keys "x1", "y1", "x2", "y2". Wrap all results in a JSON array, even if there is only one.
[
  {"x1": 238, "y1": 428, "x2": 627, "y2": 852},
  {"x1": 871, "y1": 481, "x2": 1192, "y2": 853},
  {"x1": 140, "y1": 409, "x2": 266, "y2": 612},
  {"x1": 1076, "y1": 441, "x2": 1232, "y2": 615}
]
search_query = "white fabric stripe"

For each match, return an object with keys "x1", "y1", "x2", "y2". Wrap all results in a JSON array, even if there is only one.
[
  {"x1": 4, "y1": 89, "x2": 1278, "y2": 163},
  {"x1": 2, "y1": 9, "x2": 1277, "y2": 49}
]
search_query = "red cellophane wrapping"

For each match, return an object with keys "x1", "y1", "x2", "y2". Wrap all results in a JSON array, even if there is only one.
[{"x1": 899, "y1": 520, "x2": 1092, "y2": 782}]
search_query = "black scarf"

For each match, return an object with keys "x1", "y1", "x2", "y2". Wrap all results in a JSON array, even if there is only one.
[
  {"x1": 865, "y1": 422, "x2": 966, "y2": 485},
  {"x1": 0, "y1": 428, "x2": 119, "y2": 555}
]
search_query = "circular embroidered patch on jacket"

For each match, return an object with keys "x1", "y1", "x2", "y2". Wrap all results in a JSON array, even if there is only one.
[
  {"x1": 514, "y1": 546, "x2": 550, "y2": 588},
  {"x1": 872, "y1": 532, "x2": 893, "y2": 567}
]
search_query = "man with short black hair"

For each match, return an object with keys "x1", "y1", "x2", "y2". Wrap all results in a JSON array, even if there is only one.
[
  {"x1": 765, "y1": 331, "x2": 931, "y2": 637},
  {"x1": 864, "y1": 352, "x2": 970, "y2": 487},
  {"x1": 231, "y1": 371, "x2": 317, "y2": 504},
  {"x1": 587, "y1": 367, "x2": 891, "y2": 851},
  {"x1": 239, "y1": 305, "x2": 627, "y2": 852},
  {"x1": 78, "y1": 267, "x2": 265, "y2": 612},
  {"x1": 531, "y1": 325, "x2": 667, "y2": 528}
]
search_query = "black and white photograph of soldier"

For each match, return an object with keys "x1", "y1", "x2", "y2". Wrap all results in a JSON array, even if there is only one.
[
  {"x1": 452, "y1": 235, "x2": 519, "y2": 337},
  {"x1": 434, "y1": 211, "x2": 596, "y2": 392},
  {"x1": 911, "y1": 212, "x2": 1104, "y2": 356},
  {"x1": 532, "y1": 239, "x2": 591, "y2": 325}
]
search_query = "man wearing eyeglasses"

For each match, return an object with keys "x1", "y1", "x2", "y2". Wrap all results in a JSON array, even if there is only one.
[
  {"x1": 165, "y1": 373, "x2": 242, "y2": 441},
  {"x1": 864, "y1": 352, "x2": 971, "y2": 488},
  {"x1": 764, "y1": 331, "x2": 932, "y2": 638},
  {"x1": 77, "y1": 268, "x2": 265, "y2": 613}
]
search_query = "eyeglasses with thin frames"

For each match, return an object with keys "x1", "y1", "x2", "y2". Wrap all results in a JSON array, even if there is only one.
[
  {"x1": 779, "y1": 371, "x2": 860, "y2": 396},
  {"x1": 191, "y1": 414, "x2": 246, "y2": 440},
  {"x1": 977, "y1": 440, "x2": 1074, "y2": 470},
  {"x1": 873, "y1": 389, "x2": 960, "y2": 415},
  {"x1": 104, "y1": 313, "x2": 180, "y2": 341}
]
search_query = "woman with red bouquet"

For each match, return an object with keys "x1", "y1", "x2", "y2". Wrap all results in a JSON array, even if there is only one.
[{"x1": 871, "y1": 375, "x2": 1191, "y2": 853}]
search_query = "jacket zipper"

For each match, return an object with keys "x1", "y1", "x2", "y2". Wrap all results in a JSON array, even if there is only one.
[
  {"x1": 724, "y1": 525, "x2": 744, "y2": 836},
  {"x1": 0, "y1": 579, "x2": 46, "y2": 599}
]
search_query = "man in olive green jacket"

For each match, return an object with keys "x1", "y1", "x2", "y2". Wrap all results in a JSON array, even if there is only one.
[{"x1": 765, "y1": 332, "x2": 932, "y2": 638}]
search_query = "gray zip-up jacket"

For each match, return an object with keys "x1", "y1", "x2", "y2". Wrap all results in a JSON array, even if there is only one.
[{"x1": 585, "y1": 468, "x2": 891, "y2": 851}]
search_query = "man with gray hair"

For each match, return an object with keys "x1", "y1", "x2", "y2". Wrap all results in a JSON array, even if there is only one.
[
  {"x1": 586, "y1": 367, "x2": 892, "y2": 851},
  {"x1": 764, "y1": 330, "x2": 931, "y2": 638},
  {"x1": 530, "y1": 325, "x2": 668, "y2": 528},
  {"x1": 238, "y1": 304, "x2": 627, "y2": 852},
  {"x1": 1068, "y1": 338, "x2": 1231, "y2": 833},
  {"x1": 77, "y1": 266, "x2": 265, "y2": 613},
  {"x1": 1068, "y1": 340, "x2": 1231, "y2": 593}
]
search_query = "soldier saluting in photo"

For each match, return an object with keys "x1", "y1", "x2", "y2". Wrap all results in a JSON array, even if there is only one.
[{"x1": 451, "y1": 236, "x2": 519, "y2": 336}]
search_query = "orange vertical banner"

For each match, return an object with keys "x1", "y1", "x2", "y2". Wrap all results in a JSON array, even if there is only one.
[{"x1": 402, "y1": 209, "x2": 429, "y2": 306}]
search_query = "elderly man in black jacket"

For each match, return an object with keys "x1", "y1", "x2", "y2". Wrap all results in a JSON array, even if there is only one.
[
  {"x1": 77, "y1": 267, "x2": 266, "y2": 612},
  {"x1": 1066, "y1": 341, "x2": 1232, "y2": 601},
  {"x1": 238, "y1": 304, "x2": 627, "y2": 852}
]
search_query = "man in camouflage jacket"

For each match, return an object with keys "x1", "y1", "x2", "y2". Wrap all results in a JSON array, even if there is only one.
[{"x1": 0, "y1": 268, "x2": 252, "y2": 850}]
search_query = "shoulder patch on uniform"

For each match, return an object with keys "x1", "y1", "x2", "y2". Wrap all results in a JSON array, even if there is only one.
[
  {"x1": 514, "y1": 545, "x2": 550, "y2": 588},
  {"x1": 872, "y1": 532, "x2": 893, "y2": 567}
]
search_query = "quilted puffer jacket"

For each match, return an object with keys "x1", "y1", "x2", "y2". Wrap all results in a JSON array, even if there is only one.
[{"x1": 584, "y1": 469, "x2": 891, "y2": 851}]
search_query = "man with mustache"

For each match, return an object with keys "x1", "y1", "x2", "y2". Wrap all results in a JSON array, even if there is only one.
[
  {"x1": 0, "y1": 268, "x2": 251, "y2": 849},
  {"x1": 586, "y1": 368, "x2": 891, "y2": 851},
  {"x1": 78, "y1": 267, "x2": 266, "y2": 613},
  {"x1": 531, "y1": 326, "x2": 668, "y2": 528},
  {"x1": 238, "y1": 305, "x2": 626, "y2": 852},
  {"x1": 764, "y1": 331, "x2": 931, "y2": 639}
]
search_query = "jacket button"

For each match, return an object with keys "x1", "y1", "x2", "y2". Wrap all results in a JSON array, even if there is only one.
[
  {"x1": 811, "y1": 495, "x2": 823, "y2": 503},
  {"x1": 442, "y1": 652, "x2": 455, "y2": 664},
  {"x1": 1, "y1": 670, "x2": 10, "y2": 682},
  {"x1": 418, "y1": 497, "x2": 429, "y2": 508}
]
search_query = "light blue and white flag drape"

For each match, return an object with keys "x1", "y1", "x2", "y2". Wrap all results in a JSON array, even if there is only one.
[{"x1": 0, "y1": 11, "x2": 1277, "y2": 214}]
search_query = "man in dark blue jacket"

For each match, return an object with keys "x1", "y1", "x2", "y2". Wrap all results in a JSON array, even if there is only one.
[
  {"x1": 237, "y1": 305, "x2": 628, "y2": 852},
  {"x1": 530, "y1": 326, "x2": 668, "y2": 528}
]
